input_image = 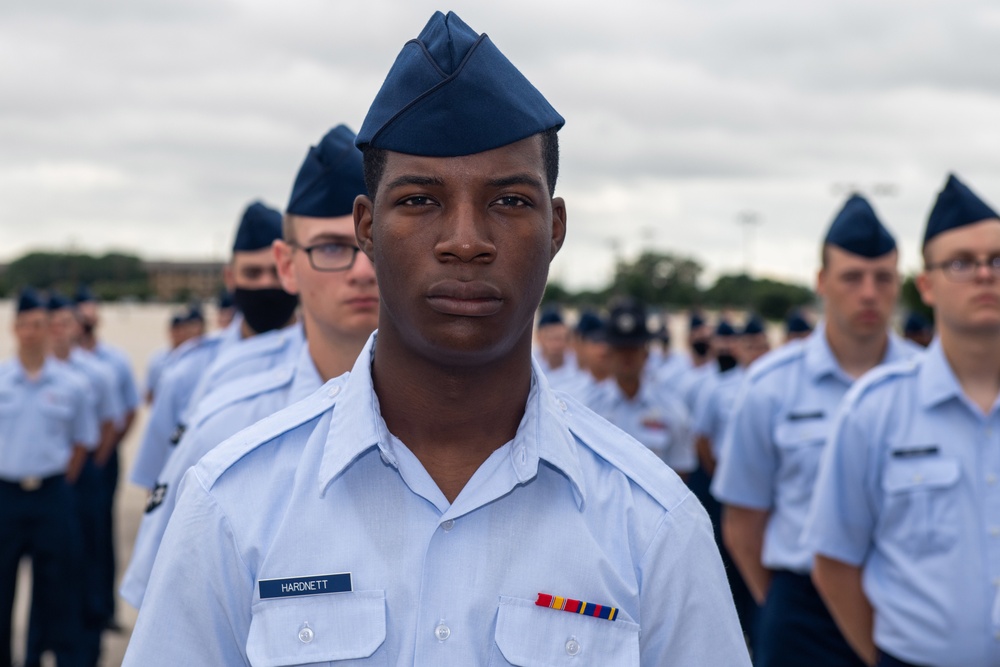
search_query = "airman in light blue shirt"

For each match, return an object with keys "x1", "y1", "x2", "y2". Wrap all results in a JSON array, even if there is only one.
[
  {"x1": 806, "y1": 174, "x2": 1000, "y2": 667},
  {"x1": 123, "y1": 12, "x2": 748, "y2": 666},
  {"x1": 712, "y1": 193, "x2": 918, "y2": 667}
]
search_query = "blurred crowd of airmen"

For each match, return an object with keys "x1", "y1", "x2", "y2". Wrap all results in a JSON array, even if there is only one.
[{"x1": 2, "y1": 9, "x2": 1000, "y2": 667}]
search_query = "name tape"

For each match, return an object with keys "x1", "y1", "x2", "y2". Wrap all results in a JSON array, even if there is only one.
[{"x1": 259, "y1": 573, "x2": 353, "y2": 600}]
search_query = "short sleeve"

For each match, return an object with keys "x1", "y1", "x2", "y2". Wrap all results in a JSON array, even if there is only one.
[{"x1": 711, "y1": 375, "x2": 778, "y2": 509}]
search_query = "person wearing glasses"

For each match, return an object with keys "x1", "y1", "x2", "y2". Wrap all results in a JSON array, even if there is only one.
[
  {"x1": 805, "y1": 174, "x2": 1000, "y2": 667},
  {"x1": 120, "y1": 124, "x2": 375, "y2": 609},
  {"x1": 129, "y1": 201, "x2": 299, "y2": 491},
  {"x1": 712, "y1": 193, "x2": 920, "y2": 667}
]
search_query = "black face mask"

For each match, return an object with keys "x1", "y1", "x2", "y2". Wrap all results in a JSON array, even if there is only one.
[
  {"x1": 232, "y1": 288, "x2": 298, "y2": 334},
  {"x1": 717, "y1": 353, "x2": 738, "y2": 373},
  {"x1": 692, "y1": 340, "x2": 710, "y2": 357}
]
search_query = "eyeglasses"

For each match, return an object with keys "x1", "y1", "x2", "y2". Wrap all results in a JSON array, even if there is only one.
[
  {"x1": 927, "y1": 255, "x2": 1000, "y2": 282},
  {"x1": 291, "y1": 242, "x2": 361, "y2": 272}
]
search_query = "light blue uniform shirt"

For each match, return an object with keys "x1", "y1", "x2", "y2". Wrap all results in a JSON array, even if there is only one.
[
  {"x1": 711, "y1": 325, "x2": 918, "y2": 573},
  {"x1": 692, "y1": 366, "x2": 746, "y2": 458},
  {"x1": 653, "y1": 349, "x2": 693, "y2": 389},
  {"x1": 121, "y1": 345, "x2": 323, "y2": 609},
  {"x1": 130, "y1": 318, "x2": 248, "y2": 488},
  {"x1": 145, "y1": 347, "x2": 170, "y2": 398},
  {"x1": 804, "y1": 339, "x2": 1000, "y2": 667},
  {"x1": 675, "y1": 362, "x2": 717, "y2": 415},
  {"x1": 91, "y1": 341, "x2": 140, "y2": 415},
  {"x1": 65, "y1": 348, "x2": 125, "y2": 425},
  {"x1": 123, "y1": 334, "x2": 750, "y2": 666},
  {"x1": 0, "y1": 358, "x2": 99, "y2": 479},
  {"x1": 586, "y1": 378, "x2": 697, "y2": 473}
]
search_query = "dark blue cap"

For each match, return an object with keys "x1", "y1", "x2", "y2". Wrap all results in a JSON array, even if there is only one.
[
  {"x1": 742, "y1": 315, "x2": 765, "y2": 336},
  {"x1": 689, "y1": 312, "x2": 706, "y2": 330},
  {"x1": 357, "y1": 11, "x2": 564, "y2": 157},
  {"x1": 606, "y1": 300, "x2": 651, "y2": 347},
  {"x1": 287, "y1": 125, "x2": 366, "y2": 218},
  {"x1": 185, "y1": 304, "x2": 204, "y2": 323},
  {"x1": 74, "y1": 285, "x2": 96, "y2": 304},
  {"x1": 170, "y1": 312, "x2": 185, "y2": 327},
  {"x1": 785, "y1": 310, "x2": 813, "y2": 334},
  {"x1": 923, "y1": 174, "x2": 1000, "y2": 246},
  {"x1": 824, "y1": 194, "x2": 896, "y2": 258},
  {"x1": 232, "y1": 201, "x2": 283, "y2": 252},
  {"x1": 47, "y1": 292, "x2": 74, "y2": 312},
  {"x1": 17, "y1": 288, "x2": 45, "y2": 314},
  {"x1": 217, "y1": 290, "x2": 234, "y2": 310},
  {"x1": 904, "y1": 311, "x2": 931, "y2": 335},
  {"x1": 537, "y1": 308, "x2": 564, "y2": 328},
  {"x1": 575, "y1": 311, "x2": 606, "y2": 341},
  {"x1": 716, "y1": 320, "x2": 736, "y2": 337}
]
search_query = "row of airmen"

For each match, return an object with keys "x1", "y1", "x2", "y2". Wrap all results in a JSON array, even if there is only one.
[
  {"x1": 2, "y1": 288, "x2": 138, "y2": 667},
  {"x1": 532, "y1": 174, "x2": 1000, "y2": 666}
]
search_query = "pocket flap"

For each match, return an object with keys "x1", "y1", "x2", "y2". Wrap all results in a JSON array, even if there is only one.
[
  {"x1": 495, "y1": 596, "x2": 639, "y2": 665},
  {"x1": 774, "y1": 418, "x2": 830, "y2": 447},
  {"x1": 247, "y1": 590, "x2": 385, "y2": 666},
  {"x1": 883, "y1": 458, "x2": 960, "y2": 493}
]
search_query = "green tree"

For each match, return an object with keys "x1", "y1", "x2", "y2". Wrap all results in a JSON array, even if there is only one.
[
  {"x1": 610, "y1": 251, "x2": 703, "y2": 306},
  {"x1": 901, "y1": 274, "x2": 934, "y2": 323}
]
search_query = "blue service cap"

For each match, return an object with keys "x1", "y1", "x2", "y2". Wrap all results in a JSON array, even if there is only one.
[
  {"x1": 904, "y1": 311, "x2": 931, "y2": 335},
  {"x1": 824, "y1": 194, "x2": 896, "y2": 258},
  {"x1": 742, "y1": 315, "x2": 765, "y2": 336},
  {"x1": 785, "y1": 310, "x2": 813, "y2": 334},
  {"x1": 357, "y1": 11, "x2": 564, "y2": 157},
  {"x1": 170, "y1": 312, "x2": 185, "y2": 327},
  {"x1": 575, "y1": 311, "x2": 606, "y2": 341},
  {"x1": 217, "y1": 289, "x2": 234, "y2": 310},
  {"x1": 287, "y1": 125, "x2": 366, "y2": 218},
  {"x1": 689, "y1": 312, "x2": 706, "y2": 330},
  {"x1": 606, "y1": 299, "x2": 651, "y2": 347},
  {"x1": 185, "y1": 304, "x2": 204, "y2": 323},
  {"x1": 716, "y1": 320, "x2": 737, "y2": 337},
  {"x1": 47, "y1": 292, "x2": 74, "y2": 311},
  {"x1": 537, "y1": 308, "x2": 564, "y2": 328},
  {"x1": 74, "y1": 285, "x2": 96, "y2": 304},
  {"x1": 17, "y1": 288, "x2": 45, "y2": 313},
  {"x1": 233, "y1": 201, "x2": 283, "y2": 252},
  {"x1": 923, "y1": 173, "x2": 1000, "y2": 246}
]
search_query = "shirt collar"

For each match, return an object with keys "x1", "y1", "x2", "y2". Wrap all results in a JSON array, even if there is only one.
[
  {"x1": 318, "y1": 332, "x2": 587, "y2": 508},
  {"x1": 288, "y1": 344, "x2": 324, "y2": 403},
  {"x1": 804, "y1": 321, "x2": 914, "y2": 383},
  {"x1": 918, "y1": 337, "x2": 963, "y2": 409}
]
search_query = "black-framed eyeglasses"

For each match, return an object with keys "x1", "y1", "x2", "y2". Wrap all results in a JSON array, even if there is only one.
[
  {"x1": 926, "y1": 255, "x2": 1000, "y2": 282},
  {"x1": 291, "y1": 242, "x2": 361, "y2": 272}
]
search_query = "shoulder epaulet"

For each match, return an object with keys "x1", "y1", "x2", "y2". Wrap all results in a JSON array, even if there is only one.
[
  {"x1": 195, "y1": 375, "x2": 348, "y2": 487},
  {"x1": 745, "y1": 339, "x2": 806, "y2": 383},
  {"x1": 560, "y1": 393, "x2": 692, "y2": 512},
  {"x1": 188, "y1": 363, "x2": 298, "y2": 430},
  {"x1": 843, "y1": 356, "x2": 920, "y2": 408}
]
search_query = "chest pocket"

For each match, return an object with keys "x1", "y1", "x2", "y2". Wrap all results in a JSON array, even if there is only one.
[
  {"x1": 489, "y1": 596, "x2": 640, "y2": 666},
  {"x1": 773, "y1": 416, "x2": 829, "y2": 501},
  {"x1": 246, "y1": 590, "x2": 387, "y2": 666},
  {"x1": 40, "y1": 401, "x2": 74, "y2": 437},
  {"x1": 880, "y1": 457, "x2": 961, "y2": 556}
]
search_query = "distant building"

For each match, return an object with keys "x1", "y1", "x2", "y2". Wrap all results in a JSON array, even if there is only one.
[{"x1": 144, "y1": 261, "x2": 225, "y2": 301}]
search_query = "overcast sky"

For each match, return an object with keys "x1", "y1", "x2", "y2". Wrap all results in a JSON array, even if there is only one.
[{"x1": 3, "y1": 0, "x2": 1000, "y2": 289}]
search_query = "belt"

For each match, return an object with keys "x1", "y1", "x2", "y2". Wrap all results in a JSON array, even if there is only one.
[{"x1": 0, "y1": 474, "x2": 64, "y2": 492}]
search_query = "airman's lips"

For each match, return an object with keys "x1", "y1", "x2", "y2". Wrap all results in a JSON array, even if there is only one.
[
  {"x1": 344, "y1": 295, "x2": 380, "y2": 309},
  {"x1": 427, "y1": 281, "x2": 503, "y2": 316}
]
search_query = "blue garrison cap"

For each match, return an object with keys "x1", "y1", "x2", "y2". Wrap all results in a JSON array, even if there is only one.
[
  {"x1": 17, "y1": 288, "x2": 45, "y2": 313},
  {"x1": 824, "y1": 194, "x2": 896, "y2": 258},
  {"x1": 217, "y1": 290, "x2": 234, "y2": 310},
  {"x1": 185, "y1": 304, "x2": 204, "y2": 323},
  {"x1": 287, "y1": 125, "x2": 366, "y2": 218},
  {"x1": 74, "y1": 285, "x2": 96, "y2": 304},
  {"x1": 170, "y1": 312, "x2": 185, "y2": 328},
  {"x1": 537, "y1": 308, "x2": 564, "y2": 328},
  {"x1": 923, "y1": 174, "x2": 1000, "y2": 246},
  {"x1": 716, "y1": 320, "x2": 736, "y2": 337},
  {"x1": 357, "y1": 11, "x2": 564, "y2": 157},
  {"x1": 742, "y1": 315, "x2": 765, "y2": 336},
  {"x1": 575, "y1": 311, "x2": 606, "y2": 341},
  {"x1": 785, "y1": 310, "x2": 813, "y2": 334},
  {"x1": 689, "y1": 312, "x2": 706, "y2": 330},
  {"x1": 47, "y1": 292, "x2": 74, "y2": 311},
  {"x1": 904, "y1": 311, "x2": 931, "y2": 335},
  {"x1": 606, "y1": 300, "x2": 651, "y2": 347},
  {"x1": 232, "y1": 201, "x2": 283, "y2": 252}
]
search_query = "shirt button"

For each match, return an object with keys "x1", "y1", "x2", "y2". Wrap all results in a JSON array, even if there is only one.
[
  {"x1": 441, "y1": 519, "x2": 455, "y2": 532},
  {"x1": 565, "y1": 637, "x2": 581, "y2": 656},
  {"x1": 912, "y1": 474, "x2": 923, "y2": 484},
  {"x1": 991, "y1": 527, "x2": 1000, "y2": 537},
  {"x1": 988, "y1": 474, "x2": 998, "y2": 485},
  {"x1": 558, "y1": 399, "x2": 568, "y2": 411},
  {"x1": 993, "y1": 577, "x2": 1000, "y2": 587},
  {"x1": 328, "y1": 385, "x2": 341, "y2": 398},
  {"x1": 434, "y1": 624, "x2": 451, "y2": 641},
  {"x1": 298, "y1": 623, "x2": 314, "y2": 644}
]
